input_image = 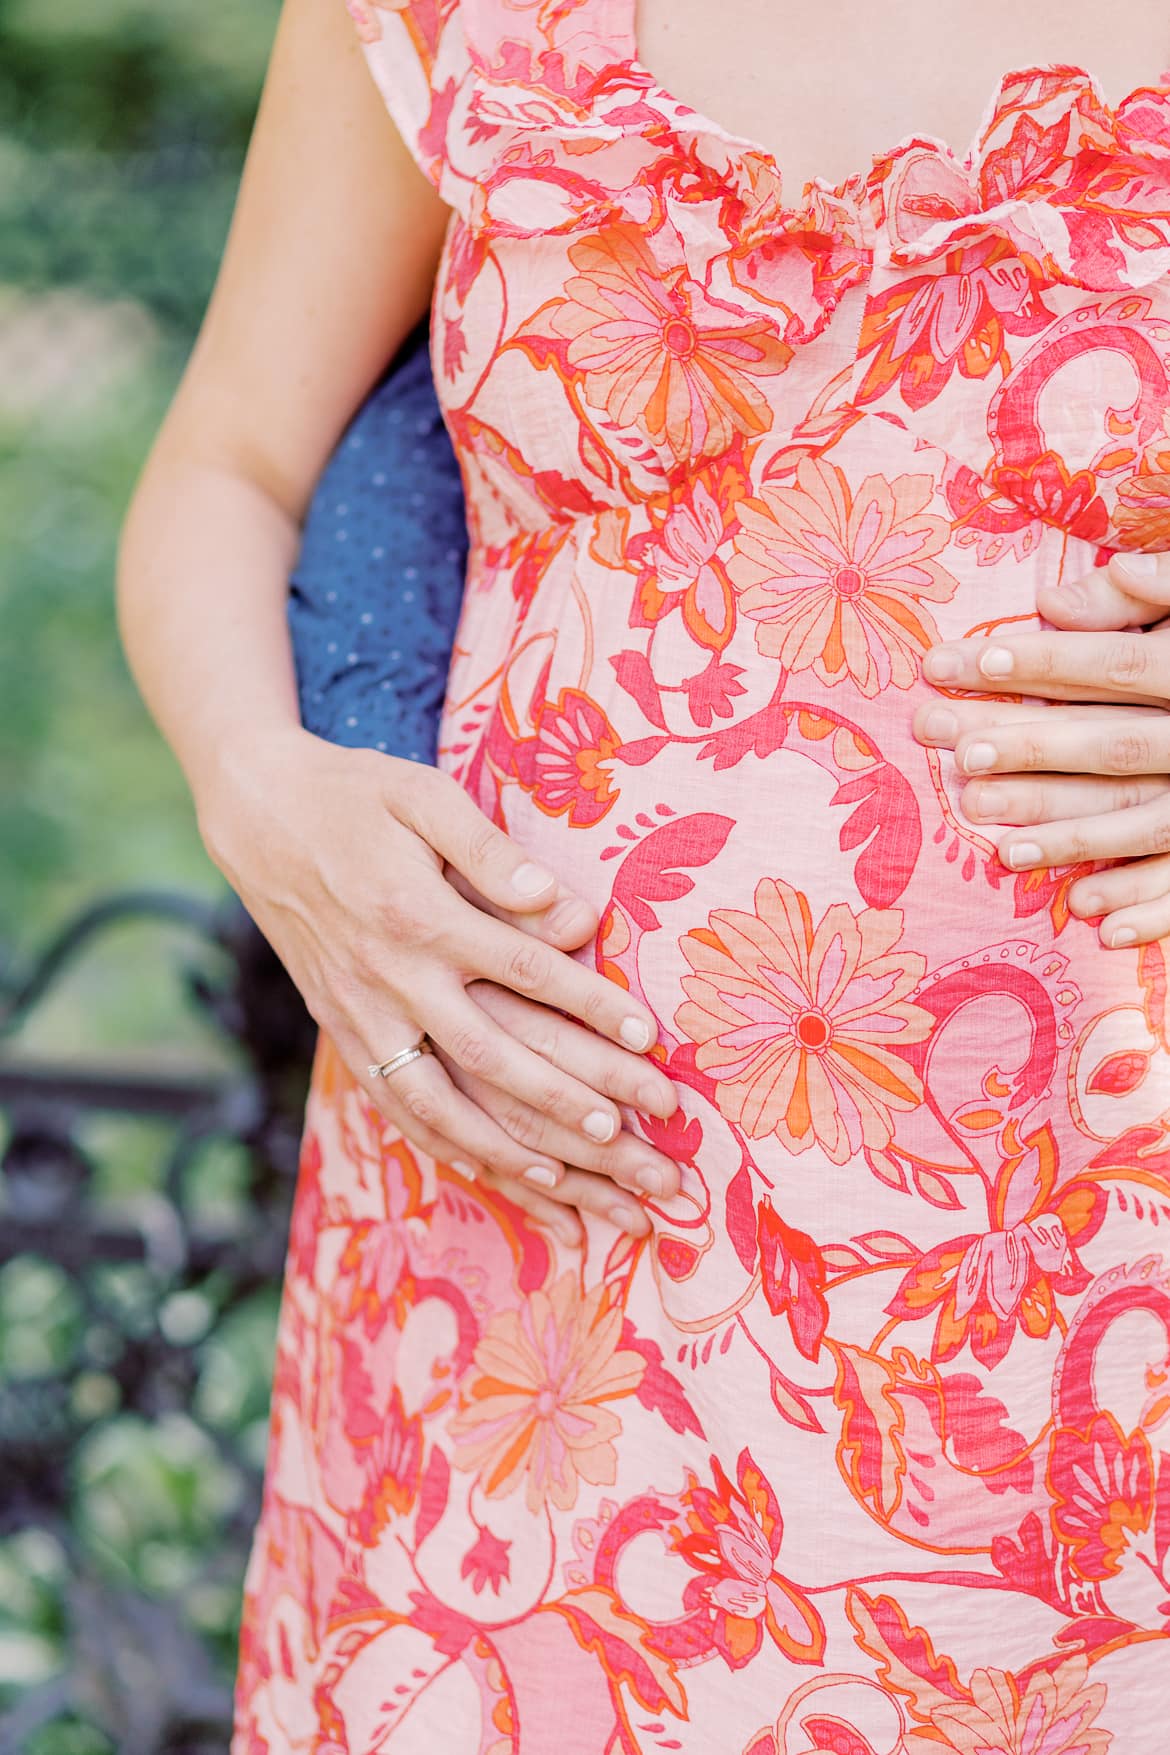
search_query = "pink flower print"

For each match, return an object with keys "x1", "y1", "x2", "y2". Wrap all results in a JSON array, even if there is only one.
[
  {"x1": 673, "y1": 1448, "x2": 826, "y2": 1669},
  {"x1": 856, "y1": 230, "x2": 1050, "y2": 411},
  {"x1": 955, "y1": 1216, "x2": 1072, "y2": 1320},
  {"x1": 727, "y1": 456, "x2": 958, "y2": 695},
  {"x1": 643, "y1": 478, "x2": 738, "y2": 653},
  {"x1": 928, "y1": 1654, "x2": 1113, "y2": 1754},
  {"x1": 511, "y1": 687, "x2": 620, "y2": 827},
  {"x1": 449, "y1": 1272, "x2": 645, "y2": 1513},
  {"x1": 537, "y1": 224, "x2": 791, "y2": 465},
  {"x1": 887, "y1": 1123, "x2": 1096, "y2": 1369},
  {"x1": 675, "y1": 878, "x2": 930, "y2": 1164}
]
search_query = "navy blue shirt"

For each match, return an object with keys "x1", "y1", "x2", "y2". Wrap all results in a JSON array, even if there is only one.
[{"x1": 287, "y1": 322, "x2": 465, "y2": 763}]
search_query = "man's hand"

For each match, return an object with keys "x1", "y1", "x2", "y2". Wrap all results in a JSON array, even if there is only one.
[{"x1": 914, "y1": 551, "x2": 1170, "y2": 948}]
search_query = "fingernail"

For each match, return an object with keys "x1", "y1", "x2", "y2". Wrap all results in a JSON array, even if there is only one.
[
  {"x1": 1075, "y1": 892, "x2": 1105, "y2": 917},
  {"x1": 554, "y1": 1218, "x2": 581, "y2": 1246},
  {"x1": 1114, "y1": 552, "x2": 1159, "y2": 584},
  {"x1": 620, "y1": 1017, "x2": 653, "y2": 1051},
  {"x1": 524, "y1": 1164, "x2": 559, "y2": 1187},
  {"x1": 512, "y1": 861, "x2": 556, "y2": 897},
  {"x1": 608, "y1": 1201, "x2": 646, "y2": 1233},
  {"x1": 1055, "y1": 582, "x2": 1087, "y2": 616},
  {"x1": 583, "y1": 1109, "x2": 617, "y2": 1142},
  {"x1": 921, "y1": 708, "x2": 958, "y2": 743},
  {"x1": 1003, "y1": 841, "x2": 1043, "y2": 869},
  {"x1": 451, "y1": 1160, "x2": 479, "y2": 1181},
  {"x1": 923, "y1": 650, "x2": 961, "y2": 682},
  {"x1": 1109, "y1": 926, "x2": 1138, "y2": 947},
  {"x1": 978, "y1": 646, "x2": 1014, "y2": 679},
  {"x1": 963, "y1": 741, "x2": 998, "y2": 773}
]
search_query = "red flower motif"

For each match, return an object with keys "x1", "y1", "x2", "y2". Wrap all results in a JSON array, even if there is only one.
[
  {"x1": 459, "y1": 1525, "x2": 512, "y2": 1595},
  {"x1": 344, "y1": 1371, "x2": 425, "y2": 1546},
  {"x1": 672, "y1": 1448, "x2": 826, "y2": 1670},
  {"x1": 512, "y1": 687, "x2": 620, "y2": 827},
  {"x1": 990, "y1": 449, "x2": 1109, "y2": 543},
  {"x1": 1048, "y1": 1412, "x2": 1154, "y2": 1580},
  {"x1": 756, "y1": 1199, "x2": 830, "y2": 1361}
]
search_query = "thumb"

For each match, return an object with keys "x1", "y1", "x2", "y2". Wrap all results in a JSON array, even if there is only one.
[
  {"x1": 1039, "y1": 551, "x2": 1170, "y2": 631},
  {"x1": 394, "y1": 766, "x2": 579, "y2": 916},
  {"x1": 444, "y1": 864, "x2": 599, "y2": 949}
]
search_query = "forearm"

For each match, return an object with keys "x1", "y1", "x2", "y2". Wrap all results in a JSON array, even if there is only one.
[{"x1": 116, "y1": 432, "x2": 308, "y2": 855}]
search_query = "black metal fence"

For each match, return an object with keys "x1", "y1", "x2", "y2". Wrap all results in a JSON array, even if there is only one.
[{"x1": 0, "y1": 889, "x2": 314, "y2": 1754}]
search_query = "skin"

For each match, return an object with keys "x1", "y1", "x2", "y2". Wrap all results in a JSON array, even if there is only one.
[
  {"x1": 916, "y1": 560, "x2": 1170, "y2": 949},
  {"x1": 117, "y1": 0, "x2": 1170, "y2": 1242}
]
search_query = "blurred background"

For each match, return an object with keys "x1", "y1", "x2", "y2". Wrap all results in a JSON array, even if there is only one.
[{"x1": 0, "y1": 5, "x2": 320, "y2": 1749}]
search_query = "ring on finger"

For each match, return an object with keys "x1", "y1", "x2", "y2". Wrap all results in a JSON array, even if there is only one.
[{"x1": 368, "y1": 1034, "x2": 435, "y2": 1080}]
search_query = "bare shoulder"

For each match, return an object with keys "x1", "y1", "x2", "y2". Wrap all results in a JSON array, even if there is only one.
[{"x1": 154, "y1": 0, "x2": 449, "y2": 523}]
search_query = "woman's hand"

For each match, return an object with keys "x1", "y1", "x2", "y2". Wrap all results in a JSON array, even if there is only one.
[
  {"x1": 914, "y1": 551, "x2": 1170, "y2": 948},
  {"x1": 197, "y1": 726, "x2": 681, "y2": 1246}
]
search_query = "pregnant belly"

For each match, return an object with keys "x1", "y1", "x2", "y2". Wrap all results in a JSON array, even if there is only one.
[{"x1": 438, "y1": 423, "x2": 1168, "y2": 1292}]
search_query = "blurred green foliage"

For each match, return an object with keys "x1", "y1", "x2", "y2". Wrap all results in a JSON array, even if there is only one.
[
  {"x1": 1, "y1": 3, "x2": 287, "y2": 1744},
  {"x1": 1, "y1": 0, "x2": 280, "y2": 949}
]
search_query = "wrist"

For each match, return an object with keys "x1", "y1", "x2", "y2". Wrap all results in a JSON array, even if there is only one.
[{"x1": 192, "y1": 720, "x2": 318, "y2": 881}]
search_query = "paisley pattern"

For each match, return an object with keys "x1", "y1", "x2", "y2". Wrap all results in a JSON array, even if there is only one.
[{"x1": 232, "y1": 6, "x2": 1170, "y2": 1748}]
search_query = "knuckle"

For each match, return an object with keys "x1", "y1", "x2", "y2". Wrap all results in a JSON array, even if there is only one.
[
  {"x1": 447, "y1": 1025, "x2": 500, "y2": 1078},
  {"x1": 497, "y1": 1101, "x2": 544, "y2": 1149},
  {"x1": 1103, "y1": 640, "x2": 1151, "y2": 689},
  {"x1": 401, "y1": 1083, "x2": 440, "y2": 1128},
  {"x1": 504, "y1": 940, "x2": 552, "y2": 993},
  {"x1": 1105, "y1": 733, "x2": 1152, "y2": 774},
  {"x1": 373, "y1": 896, "x2": 420, "y2": 943},
  {"x1": 1114, "y1": 780, "x2": 1148, "y2": 811},
  {"x1": 1147, "y1": 811, "x2": 1170, "y2": 855},
  {"x1": 530, "y1": 1073, "x2": 569, "y2": 1118},
  {"x1": 572, "y1": 976, "x2": 612, "y2": 1031},
  {"x1": 466, "y1": 817, "x2": 503, "y2": 872},
  {"x1": 388, "y1": 759, "x2": 434, "y2": 821},
  {"x1": 1017, "y1": 737, "x2": 1047, "y2": 772}
]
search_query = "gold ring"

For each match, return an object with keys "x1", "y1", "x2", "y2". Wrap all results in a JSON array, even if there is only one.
[{"x1": 368, "y1": 1035, "x2": 434, "y2": 1080}]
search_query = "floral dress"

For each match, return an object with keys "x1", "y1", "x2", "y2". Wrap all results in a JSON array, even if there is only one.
[{"x1": 232, "y1": 5, "x2": 1170, "y2": 1750}]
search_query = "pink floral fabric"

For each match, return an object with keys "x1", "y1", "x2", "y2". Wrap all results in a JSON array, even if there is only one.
[{"x1": 232, "y1": 6, "x2": 1170, "y2": 1749}]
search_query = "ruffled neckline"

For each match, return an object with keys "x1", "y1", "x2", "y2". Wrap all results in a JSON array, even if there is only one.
[
  {"x1": 461, "y1": 2, "x2": 1170, "y2": 294},
  {"x1": 591, "y1": 55, "x2": 1170, "y2": 290}
]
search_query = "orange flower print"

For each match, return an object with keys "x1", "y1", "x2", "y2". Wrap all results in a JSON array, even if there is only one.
[
  {"x1": 927, "y1": 1655, "x2": 1112, "y2": 1754},
  {"x1": 543, "y1": 225, "x2": 791, "y2": 464},
  {"x1": 450, "y1": 1273, "x2": 645, "y2": 1514},
  {"x1": 727, "y1": 456, "x2": 958, "y2": 695},
  {"x1": 672, "y1": 1448, "x2": 826, "y2": 1669},
  {"x1": 511, "y1": 687, "x2": 620, "y2": 826},
  {"x1": 675, "y1": 879, "x2": 930, "y2": 1163}
]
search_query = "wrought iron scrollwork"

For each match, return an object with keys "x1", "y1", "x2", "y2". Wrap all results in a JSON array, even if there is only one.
[{"x1": 0, "y1": 888, "x2": 315, "y2": 1754}]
